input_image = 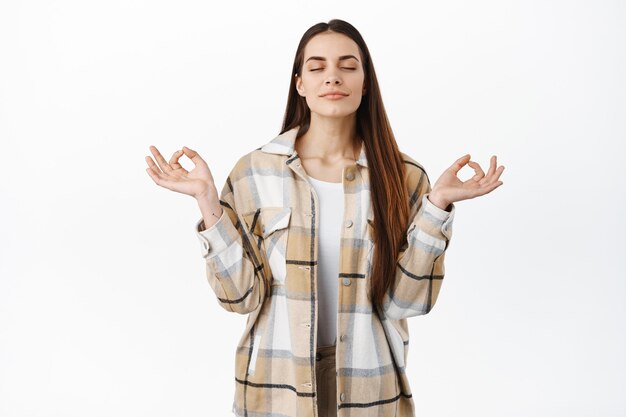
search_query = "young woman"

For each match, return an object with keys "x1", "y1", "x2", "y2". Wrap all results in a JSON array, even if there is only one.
[{"x1": 145, "y1": 19, "x2": 504, "y2": 417}]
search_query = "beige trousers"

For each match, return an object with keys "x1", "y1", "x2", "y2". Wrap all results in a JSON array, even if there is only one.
[{"x1": 315, "y1": 344, "x2": 337, "y2": 417}]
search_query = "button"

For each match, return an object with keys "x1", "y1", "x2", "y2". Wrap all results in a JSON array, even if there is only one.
[
  {"x1": 345, "y1": 171, "x2": 355, "y2": 181},
  {"x1": 316, "y1": 352, "x2": 322, "y2": 361},
  {"x1": 340, "y1": 393, "x2": 346, "y2": 401},
  {"x1": 339, "y1": 334, "x2": 346, "y2": 342},
  {"x1": 344, "y1": 220, "x2": 353, "y2": 228},
  {"x1": 342, "y1": 278, "x2": 351, "y2": 286}
]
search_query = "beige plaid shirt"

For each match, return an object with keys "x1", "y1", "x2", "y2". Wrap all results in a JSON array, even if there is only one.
[{"x1": 195, "y1": 126, "x2": 455, "y2": 417}]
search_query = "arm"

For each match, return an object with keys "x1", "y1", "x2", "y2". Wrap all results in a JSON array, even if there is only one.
[
  {"x1": 380, "y1": 153, "x2": 505, "y2": 320},
  {"x1": 194, "y1": 159, "x2": 268, "y2": 315},
  {"x1": 381, "y1": 170, "x2": 455, "y2": 320}
]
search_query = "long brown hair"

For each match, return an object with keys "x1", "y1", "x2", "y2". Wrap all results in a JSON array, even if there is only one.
[{"x1": 280, "y1": 19, "x2": 410, "y2": 311}]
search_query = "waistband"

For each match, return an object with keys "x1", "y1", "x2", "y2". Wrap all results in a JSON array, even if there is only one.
[
  {"x1": 317, "y1": 344, "x2": 336, "y2": 352},
  {"x1": 315, "y1": 344, "x2": 336, "y2": 361}
]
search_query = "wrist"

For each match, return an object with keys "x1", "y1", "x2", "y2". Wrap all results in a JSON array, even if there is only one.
[
  {"x1": 195, "y1": 184, "x2": 218, "y2": 201},
  {"x1": 196, "y1": 192, "x2": 222, "y2": 214},
  {"x1": 427, "y1": 190, "x2": 451, "y2": 212},
  {"x1": 197, "y1": 196, "x2": 223, "y2": 231}
]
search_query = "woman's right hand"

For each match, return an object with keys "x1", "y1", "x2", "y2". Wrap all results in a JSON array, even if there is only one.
[{"x1": 145, "y1": 145, "x2": 217, "y2": 199}]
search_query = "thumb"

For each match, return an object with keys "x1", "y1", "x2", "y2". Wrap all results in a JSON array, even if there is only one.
[{"x1": 181, "y1": 146, "x2": 203, "y2": 164}]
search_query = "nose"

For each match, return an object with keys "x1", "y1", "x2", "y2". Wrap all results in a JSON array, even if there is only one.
[{"x1": 325, "y1": 74, "x2": 342, "y2": 85}]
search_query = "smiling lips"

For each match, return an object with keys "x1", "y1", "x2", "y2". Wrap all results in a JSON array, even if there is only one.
[{"x1": 321, "y1": 90, "x2": 349, "y2": 99}]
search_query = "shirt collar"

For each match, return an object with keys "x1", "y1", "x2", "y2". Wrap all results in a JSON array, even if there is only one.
[{"x1": 260, "y1": 125, "x2": 369, "y2": 168}]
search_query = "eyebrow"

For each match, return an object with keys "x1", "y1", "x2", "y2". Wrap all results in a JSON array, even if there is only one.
[{"x1": 305, "y1": 54, "x2": 360, "y2": 63}]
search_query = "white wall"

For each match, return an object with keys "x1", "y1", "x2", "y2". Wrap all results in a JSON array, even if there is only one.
[{"x1": 1, "y1": 0, "x2": 624, "y2": 416}]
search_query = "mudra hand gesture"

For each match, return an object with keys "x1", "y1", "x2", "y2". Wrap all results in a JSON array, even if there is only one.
[
  {"x1": 428, "y1": 154, "x2": 505, "y2": 210},
  {"x1": 144, "y1": 145, "x2": 217, "y2": 199}
]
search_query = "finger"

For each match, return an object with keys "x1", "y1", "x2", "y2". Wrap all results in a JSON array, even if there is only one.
[
  {"x1": 169, "y1": 149, "x2": 187, "y2": 172},
  {"x1": 146, "y1": 165, "x2": 164, "y2": 185},
  {"x1": 493, "y1": 165, "x2": 505, "y2": 181},
  {"x1": 150, "y1": 145, "x2": 174, "y2": 174},
  {"x1": 169, "y1": 149, "x2": 182, "y2": 165},
  {"x1": 482, "y1": 165, "x2": 505, "y2": 187},
  {"x1": 145, "y1": 167, "x2": 177, "y2": 191},
  {"x1": 467, "y1": 160, "x2": 485, "y2": 181},
  {"x1": 447, "y1": 154, "x2": 471, "y2": 175},
  {"x1": 485, "y1": 155, "x2": 497, "y2": 178},
  {"x1": 145, "y1": 155, "x2": 166, "y2": 176},
  {"x1": 469, "y1": 178, "x2": 504, "y2": 198},
  {"x1": 483, "y1": 180, "x2": 504, "y2": 194}
]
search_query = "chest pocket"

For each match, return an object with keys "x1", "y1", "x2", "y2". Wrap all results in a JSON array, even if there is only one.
[{"x1": 242, "y1": 207, "x2": 292, "y2": 285}]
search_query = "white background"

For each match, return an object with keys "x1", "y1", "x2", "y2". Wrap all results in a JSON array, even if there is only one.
[{"x1": 1, "y1": 0, "x2": 624, "y2": 416}]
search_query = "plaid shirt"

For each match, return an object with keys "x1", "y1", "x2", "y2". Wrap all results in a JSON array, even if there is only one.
[{"x1": 195, "y1": 126, "x2": 455, "y2": 417}]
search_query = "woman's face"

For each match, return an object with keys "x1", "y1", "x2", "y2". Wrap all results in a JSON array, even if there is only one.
[{"x1": 295, "y1": 32, "x2": 366, "y2": 119}]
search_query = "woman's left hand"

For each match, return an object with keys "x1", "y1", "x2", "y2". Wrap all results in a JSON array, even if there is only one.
[{"x1": 428, "y1": 154, "x2": 505, "y2": 209}]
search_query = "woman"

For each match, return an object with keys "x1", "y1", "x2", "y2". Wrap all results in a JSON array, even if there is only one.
[{"x1": 145, "y1": 19, "x2": 504, "y2": 417}]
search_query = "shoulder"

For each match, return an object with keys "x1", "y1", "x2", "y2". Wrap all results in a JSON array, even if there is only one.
[
  {"x1": 221, "y1": 142, "x2": 288, "y2": 212},
  {"x1": 227, "y1": 147, "x2": 286, "y2": 180},
  {"x1": 399, "y1": 151, "x2": 433, "y2": 210},
  {"x1": 399, "y1": 151, "x2": 431, "y2": 189}
]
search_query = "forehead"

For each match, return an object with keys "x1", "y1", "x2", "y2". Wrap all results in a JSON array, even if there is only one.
[{"x1": 303, "y1": 32, "x2": 361, "y2": 60}]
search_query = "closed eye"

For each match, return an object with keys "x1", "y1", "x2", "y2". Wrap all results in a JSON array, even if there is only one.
[{"x1": 309, "y1": 67, "x2": 357, "y2": 72}]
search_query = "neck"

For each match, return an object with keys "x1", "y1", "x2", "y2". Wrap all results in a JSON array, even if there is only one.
[{"x1": 296, "y1": 113, "x2": 361, "y2": 162}]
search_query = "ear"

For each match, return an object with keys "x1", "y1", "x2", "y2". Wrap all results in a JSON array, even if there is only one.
[{"x1": 295, "y1": 75, "x2": 306, "y2": 97}]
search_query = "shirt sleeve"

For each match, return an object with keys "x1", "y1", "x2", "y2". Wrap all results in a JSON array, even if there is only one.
[
  {"x1": 381, "y1": 169, "x2": 455, "y2": 320},
  {"x1": 194, "y1": 158, "x2": 268, "y2": 315}
]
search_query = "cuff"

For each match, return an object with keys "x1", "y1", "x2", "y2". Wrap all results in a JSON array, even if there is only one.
[
  {"x1": 195, "y1": 208, "x2": 239, "y2": 259},
  {"x1": 413, "y1": 193, "x2": 455, "y2": 240}
]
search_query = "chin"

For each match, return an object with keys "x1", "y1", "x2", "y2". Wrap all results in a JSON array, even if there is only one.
[{"x1": 309, "y1": 104, "x2": 360, "y2": 119}]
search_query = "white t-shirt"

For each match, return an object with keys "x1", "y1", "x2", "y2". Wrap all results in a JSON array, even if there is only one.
[{"x1": 307, "y1": 175, "x2": 344, "y2": 348}]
